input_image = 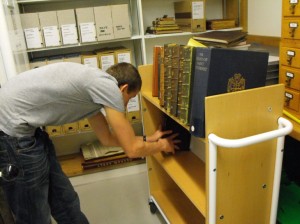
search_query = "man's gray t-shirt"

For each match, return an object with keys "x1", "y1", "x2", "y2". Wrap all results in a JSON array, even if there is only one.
[{"x1": 0, "y1": 62, "x2": 125, "y2": 137}]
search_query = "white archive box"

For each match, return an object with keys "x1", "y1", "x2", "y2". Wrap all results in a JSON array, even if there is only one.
[
  {"x1": 94, "y1": 6, "x2": 114, "y2": 41},
  {"x1": 57, "y1": 9, "x2": 79, "y2": 45},
  {"x1": 75, "y1": 7, "x2": 97, "y2": 43},
  {"x1": 38, "y1": 11, "x2": 61, "y2": 47},
  {"x1": 20, "y1": 13, "x2": 44, "y2": 49},
  {"x1": 111, "y1": 4, "x2": 131, "y2": 39}
]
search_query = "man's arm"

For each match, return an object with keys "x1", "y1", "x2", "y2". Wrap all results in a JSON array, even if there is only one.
[
  {"x1": 87, "y1": 111, "x2": 120, "y2": 146},
  {"x1": 93, "y1": 107, "x2": 178, "y2": 158}
]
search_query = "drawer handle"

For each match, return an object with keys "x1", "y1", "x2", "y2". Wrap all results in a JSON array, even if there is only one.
[
  {"x1": 290, "y1": 3, "x2": 297, "y2": 14},
  {"x1": 285, "y1": 77, "x2": 292, "y2": 87},
  {"x1": 289, "y1": 27, "x2": 297, "y2": 37},
  {"x1": 285, "y1": 72, "x2": 294, "y2": 87},
  {"x1": 286, "y1": 51, "x2": 295, "y2": 65}
]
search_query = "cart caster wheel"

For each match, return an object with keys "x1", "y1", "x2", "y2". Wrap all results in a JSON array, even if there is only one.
[{"x1": 149, "y1": 202, "x2": 157, "y2": 214}]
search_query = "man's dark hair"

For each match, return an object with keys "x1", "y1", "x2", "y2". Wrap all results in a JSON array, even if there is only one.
[{"x1": 106, "y1": 62, "x2": 142, "y2": 93}]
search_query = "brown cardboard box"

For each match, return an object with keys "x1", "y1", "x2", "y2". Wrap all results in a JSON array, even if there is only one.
[
  {"x1": 29, "y1": 58, "x2": 47, "y2": 69},
  {"x1": 94, "y1": 6, "x2": 114, "y2": 41},
  {"x1": 45, "y1": 126, "x2": 63, "y2": 136},
  {"x1": 174, "y1": 0, "x2": 206, "y2": 32},
  {"x1": 63, "y1": 53, "x2": 81, "y2": 63},
  {"x1": 62, "y1": 122, "x2": 79, "y2": 134},
  {"x1": 78, "y1": 119, "x2": 92, "y2": 131},
  {"x1": 114, "y1": 48, "x2": 132, "y2": 63},
  {"x1": 111, "y1": 4, "x2": 131, "y2": 39},
  {"x1": 96, "y1": 50, "x2": 115, "y2": 71},
  {"x1": 81, "y1": 52, "x2": 99, "y2": 68}
]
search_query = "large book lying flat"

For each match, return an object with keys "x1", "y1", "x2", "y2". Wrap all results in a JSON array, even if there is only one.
[
  {"x1": 189, "y1": 48, "x2": 269, "y2": 137},
  {"x1": 193, "y1": 30, "x2": 247, "y2": 44}
]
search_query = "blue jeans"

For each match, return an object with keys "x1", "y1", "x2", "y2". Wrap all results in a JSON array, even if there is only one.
[{"x1": 0, "y1": 129, "x2": 89, "y2": 224}]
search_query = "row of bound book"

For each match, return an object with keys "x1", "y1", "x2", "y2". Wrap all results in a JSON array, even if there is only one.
[
  {"x1": 152, "y1": 44, "x2": 269, "y2": 138},
  {"x1": 80, "y1": 141, "x2": 144, "y2": 170}
]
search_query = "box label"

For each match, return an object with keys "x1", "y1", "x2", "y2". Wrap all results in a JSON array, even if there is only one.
[
  {"x1": 192, "y1": 2, "x2": 204, "y2": 19},
  {"x1": 61, "y1": 24, "x2": 78, "y2": 45}
]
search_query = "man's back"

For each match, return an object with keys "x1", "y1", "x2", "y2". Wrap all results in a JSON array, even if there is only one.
[{"x1": 0, "y1": 62, "x2": 124, "y2": 137}]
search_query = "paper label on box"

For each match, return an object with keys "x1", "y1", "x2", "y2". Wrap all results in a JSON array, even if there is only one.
[
  {"x1": 127, "y1": 95, "x2": 139, "y2": 112},
  {"x1": 80, "y1": 22, "x2": 96, "y2": 42},
  {"x1": 24, "y1": 27, "x2": 43, "y2": 49},
  {"x1": 43, "y1": 26, "x2": 61, "y2": 47},
  {"x1": 117, "y1": 53, "x2": 131, "y2": 63},
  {"x1": 100, "y1": 55, "x2": 115, "y2": 71},
  {"x1": 61, "y1": 24, "x2": 78, "y2": 45},
  {"x1": 192, "y1": 2, "x2": 204, "y2": 19},
  {"x1": 83, "y1": 57, "x2": 98, "y2": 68}
]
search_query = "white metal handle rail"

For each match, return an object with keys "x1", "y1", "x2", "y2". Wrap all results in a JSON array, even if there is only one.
[{"x1": 207, "y1": 117, "x2": 293, "y2": 224}]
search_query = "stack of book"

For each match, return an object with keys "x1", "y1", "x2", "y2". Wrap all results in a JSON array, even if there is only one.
[
  {"x1": 80, "y1": 141, "x2": 144, "y2": 170},
  {"x1": 192, "y1": 30, "x2": 250, "y2": 50},
  {"x1": 146, "y1": 15, "x2": 182, "y2": 35}
]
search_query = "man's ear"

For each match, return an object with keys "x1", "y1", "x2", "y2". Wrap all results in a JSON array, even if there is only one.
[{"x1": 119, "y1": 84, "x2": 129, "y2": 93}]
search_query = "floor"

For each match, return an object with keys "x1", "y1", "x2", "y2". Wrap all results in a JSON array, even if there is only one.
[{"x1": 52, "y1": 164, "x2": 165, "y2": 224}]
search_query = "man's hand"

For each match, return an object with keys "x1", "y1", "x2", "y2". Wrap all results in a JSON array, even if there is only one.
[{"x1": 158, "y1": 132, "x2": 181, "y2": 154}]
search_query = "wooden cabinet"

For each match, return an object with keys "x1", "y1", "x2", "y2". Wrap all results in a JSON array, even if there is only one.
[
  {"x1": 280, "y1": 0, "x2": 300, "y2": 141},
  {"x1": 140, "y1": 64, "x2": 291, "y2": 223}
]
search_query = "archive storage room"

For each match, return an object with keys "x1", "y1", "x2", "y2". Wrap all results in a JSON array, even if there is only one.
[{"x1": 0, "y1": 0, "x2": 299, "y2": 224}]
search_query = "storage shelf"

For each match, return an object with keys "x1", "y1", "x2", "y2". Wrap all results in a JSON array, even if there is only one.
[
  {"x1": 151, "y1": 189, "x2": 205, "y2": 224},
  {"x1": 153, "y1": 151, "x2": 206, "y2": 215},
  {"x1": 26, "y1": 35, "x2": 142, "y2": 53},
  {"x1": 142, "y1": 91, "x2": 189, "y2": 131}
]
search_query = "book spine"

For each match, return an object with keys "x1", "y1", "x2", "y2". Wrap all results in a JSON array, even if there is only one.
[
  {"x1": 82, "y1": 157, "x2": 144, "y2": 169},
  {"x1": 159, "y1": 47, "x2": 165, "y2": 106},
  {"x1": 179, "y1": 46, "x2": 195, "y2": 125},
  {"x1": 163, "y1": 44, "x2": 173, "y2": 112},
  {"x1": 152, "y1": 46, "x2": 162, "y2": 97},
  {"x1": 190, "y1": 48, "x2": 212, "y2": 137},
  {"x1": 170, "y1": 44, "x2": 180, "y2": 117}
]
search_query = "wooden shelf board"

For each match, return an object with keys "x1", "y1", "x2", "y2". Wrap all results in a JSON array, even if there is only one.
[
  {"x1": 142, "y1": 92, "x2": 190, "y2": 131},
  {"x1": 151, "y1": 189, "x2": 205, "y2": 224},
  {"x1": 58, "y1": 153, "x2": 145, "y2": 177},
  {"x1": 152, "y1": 151, "x2": 206, "y2": 215}
]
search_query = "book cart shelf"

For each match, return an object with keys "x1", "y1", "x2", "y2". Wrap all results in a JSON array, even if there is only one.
[{"x1": 139, "y1": 65, "x2": 293, "y2": 224}]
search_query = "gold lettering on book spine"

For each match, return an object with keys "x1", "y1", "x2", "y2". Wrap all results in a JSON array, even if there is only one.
[{"x1": 227, "y1": 73, "x2": 246, "y2": 92}]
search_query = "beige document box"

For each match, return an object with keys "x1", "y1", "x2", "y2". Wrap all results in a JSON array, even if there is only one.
[
  {"x1": 57, "y1": 9, "x2": 79, "y2": 45},
  {"x1": 94, "y1": 6, "x2": 114, "y2": 41},
  {"x1": 81, "y1": 52, "x2": 99, "y2": 68},
  {"x1": 63, "y1": 53, "x2": 82, "y2": 63},
  {"x1": 75, "y1": 7, "x2": 97, "y2": 43},
  {"x1": 111, "y1": 4, "x2": 131, "y2": 39},
  {"x1": 174, "y1": 0, "x2": 206, "y2": 32},
  {"x1": 39, "y1": 11, "x2": 61, "y2": 47},
  {"x1": 97, "y1": 50, "x2": 115, "y2": 71},
  {"x1": 114, "y1": 48, "x2": 132, "y2": 63},
  {"x1": 20, "y1": 13, "x2": 44, "y2": 49}
]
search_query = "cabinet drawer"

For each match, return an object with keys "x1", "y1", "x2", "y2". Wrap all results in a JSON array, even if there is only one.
[
  {"x1": 283, "y1": 0, "x2": 300, "y2": 16},
  {"x1": 284, "y1": 88, "x2": 300, "y2": 112},
  {"x1": 280, "y1": 46, "x2": 300, "y2": 68},
  {"x1": 280, "y1": 65, "x2": 300, "y2": 90},
  {"x1": 282, "y1": 18, "x2": 300, "y2": 39}
]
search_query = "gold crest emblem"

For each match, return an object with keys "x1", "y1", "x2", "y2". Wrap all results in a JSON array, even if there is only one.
[{"x1": 227, "y1": 73, "x2": 246, "y2": 92}]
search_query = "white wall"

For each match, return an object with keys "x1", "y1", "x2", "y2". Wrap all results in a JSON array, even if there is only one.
[{"x1": 248, "y1": 0, "x2": 282, "y2": 37}]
